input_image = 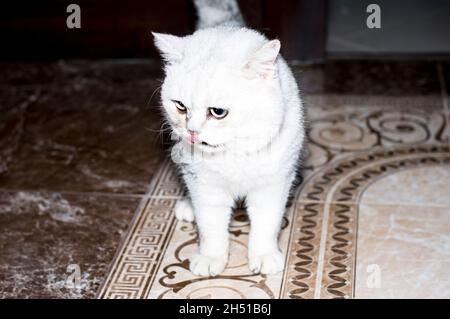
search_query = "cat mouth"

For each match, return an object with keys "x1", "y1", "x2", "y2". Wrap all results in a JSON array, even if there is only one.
[
  {"x1": 191, "y1": 139, "x2": 221, "y2": 149},
  {"x1": 181, "y1": 134, "x2": 222, "y2": 149},
  {"x1": 200, "y1": 141, "x2": 220, "y2": 148}
]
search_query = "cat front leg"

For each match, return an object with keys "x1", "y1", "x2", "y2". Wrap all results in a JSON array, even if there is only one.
[
  {"x1": 189, "y1": 189, "x2": 234, "y2": 277},
  {"x1": 246, "y1": 182, "x2": 289, "y2": 275}
]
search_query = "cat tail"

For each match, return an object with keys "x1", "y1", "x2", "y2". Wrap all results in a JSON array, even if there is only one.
[{"x1": 193, "y1": 0, "x2": 245, "y2": 29}]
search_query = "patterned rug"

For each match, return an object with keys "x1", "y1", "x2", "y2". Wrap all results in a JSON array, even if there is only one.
[{"x1": 98, "y1": 95, "x2": 450, "y2": 299}]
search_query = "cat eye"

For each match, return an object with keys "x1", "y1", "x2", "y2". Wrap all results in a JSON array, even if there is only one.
[
  {"x1": 209, "y1": 107, "x2": 228, "y2": 119},
  {"x1": 172, "y1": 100, "x2": 187, "y2": 113}
]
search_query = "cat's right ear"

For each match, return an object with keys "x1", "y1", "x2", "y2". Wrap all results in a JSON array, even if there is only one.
[
  {"x1": 244, "y1": 39, "x2": 281, "y2": 80},
  {"x1": 152, "y1": 32, "x2": 184, "y2": 63}
]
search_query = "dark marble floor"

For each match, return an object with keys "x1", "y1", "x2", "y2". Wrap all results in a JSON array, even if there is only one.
[
  {"x1": 0, "y1": 59, "x2": 448, "y2": 298},
  {"x1": 0, "y1": 60, "x2": 167, "y2": 298}
]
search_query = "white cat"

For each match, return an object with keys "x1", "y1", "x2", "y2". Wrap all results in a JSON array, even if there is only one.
[{"x1": 153, "y1": 0, "x2": 305, "y2": 276}]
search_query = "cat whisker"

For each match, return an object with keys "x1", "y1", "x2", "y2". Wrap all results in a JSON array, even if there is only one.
[{"x1": 146, "y1": 85, "x2": 163, "y2": 109}]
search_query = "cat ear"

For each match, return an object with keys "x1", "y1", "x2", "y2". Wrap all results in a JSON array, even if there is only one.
[
  {"x1": 245, "y1": 39, "x2": 281, "y2": 79},
  {"x1": 152, "y1": 32, "x2": 184, "y2": 63}
]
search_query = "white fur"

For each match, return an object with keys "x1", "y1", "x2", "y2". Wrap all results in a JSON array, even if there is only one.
[
  {"x1": 154, "y1": 19, "x2": 305, "y2": 277},
  {"x1": 174, "y1": 197, "x2": 195, "y2": 222}
]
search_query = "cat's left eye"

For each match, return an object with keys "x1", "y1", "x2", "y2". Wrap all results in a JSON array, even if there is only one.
[
  {"x1": 172, "y1": 100, "x2": 187, "y2": 113},
  {"x1": 209, "y1": 107, "x2": 228, "y2": 119}
]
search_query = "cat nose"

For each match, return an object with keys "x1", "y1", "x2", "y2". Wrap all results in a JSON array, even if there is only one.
[{"x1": 188, "y1": 130, "x2": 198, "y2": 144}]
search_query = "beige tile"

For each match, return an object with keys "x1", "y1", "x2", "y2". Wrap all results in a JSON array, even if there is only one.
[
  {"x1": 316, "y1": 203, "x2": 358, "y2": 299},
  {"x1": 306, "y1": 95, "x2": 447, "y2": 151},
  {"x1": 355, "y1": 204, "x2": 450, "y2": 299},
  {"x1": 280, "y1": 202, "x2": 325, "y2": 299},
  {"x1": 355, "y1": 165, "x2": 450, "y2": 299},
  {"x1": 360, "y1": 165, "x2": 450, "y2": 206},
  {"x1": 343, "y1": 158, "x2": 450, "y2": 298},
  {"x1": 302, "y1": 143, "x2": 332, "y2": 180}
]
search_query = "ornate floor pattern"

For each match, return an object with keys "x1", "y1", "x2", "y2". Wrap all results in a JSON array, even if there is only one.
[{"x1": 98, "y1": 95, "x2": 450, "y2": 299}]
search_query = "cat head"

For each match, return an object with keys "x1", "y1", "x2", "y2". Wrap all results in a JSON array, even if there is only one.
[{"x1": 153, "y1": 27, "x2": 284, "y2": 154}]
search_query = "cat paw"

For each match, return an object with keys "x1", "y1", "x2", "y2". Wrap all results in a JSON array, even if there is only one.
[
  {"x1": 189, "y1": 254, "x2": 227, "y2": 277},
  {"x1": 174, "y1": 198, "x2": 195, "y2": 222},
  {"x1": 248, "y1": 251, "x2": 284, "y2": 275}
]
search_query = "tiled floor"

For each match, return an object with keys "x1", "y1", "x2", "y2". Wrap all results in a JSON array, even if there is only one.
[
  {"x1": 1, "y1": 60, "x2": 449, "y2": 298},
  {"x1": 0, "y1": 60, "x2": 167, "y2": 298},
  {"x1": 355, "y1": 166, "x2": 450, "y2": 298}
]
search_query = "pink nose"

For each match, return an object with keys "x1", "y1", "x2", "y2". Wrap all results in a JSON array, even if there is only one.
[{"x1": 189, "y1": 131, "x2": 198, "y2": 144}]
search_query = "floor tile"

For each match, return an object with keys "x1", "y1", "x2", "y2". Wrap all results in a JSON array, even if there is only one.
[
  {"x1": 293, "y1": 60, "x2": 442, "y2": 95},
  {"x1": 0, "y1": 61, "x2": 166, "y2": 194},
  {"x1": 354, "y1": 163, "x2": 450, "y2": 298},
  {"x1": 0, "y1": 191, "x2": 140, "y2": 298},
  {"x1": 355, "y1": 203, "x2": 450, "y2": 298},
  {"x1": 359, "y1": 165, "x2": 450, "y2": 206},
  {"x1": 301, "y1": 94, "x2": 449, "y2": 182}
]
